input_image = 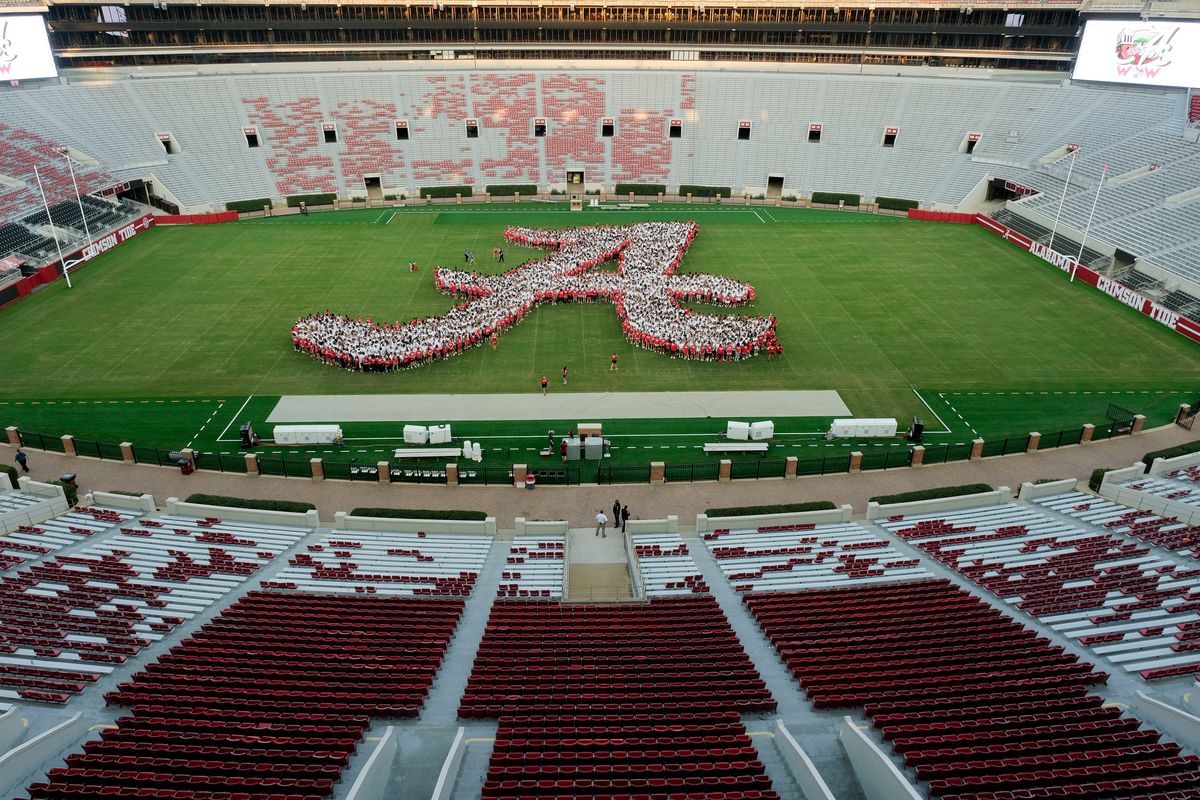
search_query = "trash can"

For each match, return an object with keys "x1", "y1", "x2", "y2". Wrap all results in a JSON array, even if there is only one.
[
  {"x1": 525, "y1": 474, "x2": 536, "y2": 490},
  {"x1": 178, "y1": 459, "x2": 194, "y2": 476}
]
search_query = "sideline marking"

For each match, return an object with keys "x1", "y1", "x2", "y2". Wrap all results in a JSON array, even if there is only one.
[
  {"x1": 385, "y1": 211, "x2": 397, "y2": 225},
  {"x1": 751, "y1": 209, "x2": 767, "y2": 224},
  {"x1": 215, "y1": 395, "x2": 255, "y2": 443},
  {"x1": 372, "y1": 209, "x2": 389, "y2": 224},
  {"x1": 187, "y1": 399, "x2": 227, "y2": 449},
  {"x1": 913, "y1": 389, "x2": 953, "y2": 434}
]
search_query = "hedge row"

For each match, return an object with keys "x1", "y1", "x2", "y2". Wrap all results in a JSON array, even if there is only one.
[
  {"x1": 811, "y1": 191, "x2": 861, "y2": 207},
  {"x1": 420, "y1": 185, "x2": 474, "y2": 199},
  {"x1": 485, "y1": 184, "x2": 537, "y2": 197},
  {"x1": 1141, "y1": 439, "x2": 1200, "y2": 472},
  {"x1": 1089, "y1": 468, "x2": 1114, "y2": 492},
  {"x1": 678, "y1": 185, "x2": 730, "y2": 198},
  {"x1": 107, "y1": 490, "x2": 147, "y2": 497},
  {"x1": 185, "y1": 493, "x2": 315, "y2": 513},
  {"x1": 870, "y1": 483, "x2": 994, "y2": 505},
  {"x1": 705, "y1": 501, "x2": 836, "y2": 517},
  {"x1": 286, "y1": 193, "x2": 336, "y2": 208},
  {"x1": 876, "y1": 196, "x2": 919, "y2": 212},
  {"x1": 350, "y1": 507, "x2": 488, "y2": 521},
  {"x1": 225, "y1": 198, "x2": 272, "y2": 213},
  {"x1": 615, "y1": 184, "x2": 666, "y2": 196}
]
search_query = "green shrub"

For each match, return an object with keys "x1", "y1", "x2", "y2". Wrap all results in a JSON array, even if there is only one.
[
  {"x1": 870, "y1": 483, "x2": 994, "y2": 505},
  {"x1": 811, "y1": 191, "x2": 861, "y2": 207},
  {"x1": 419, "y1": 185, "x2": 473, "y2": 199},
  {"x1": 0, "y1": 464, "x2": 18, "y2": 489},
  {"x1": 52, "y1": 480, "x2": 79, "y2": 506},
  {"x1": 876, "y1": 196, "x2": 919, "y2": 212},
  {"x1": 1034, "y1": 478, "x2": 1068, "y2": 485},
  {"x1": 225, "y1": 198, "x2": 272, "y2": 213},
  {"x1": 184, "y1": 493, "x2": 315, "y2": 513},
  {"x1": 350, "y1": 507, "x2": 488, "y2": 521},
  {"x1": 783, "y1": 195, "x2": 798, "y2": 202},
  {"x1": 1141, "y1": 440, "x2": 1200, "y2": 472},
  {"x1": 705, "y1": 501, "x2": 837, "y2": 517},
  {"x1": 1088, "y1": 468, "x2": 1114, "y2": 492},
  {"x1": 106, "y1": 489, "x2": 147, "y2": 497},
  {"x1": 614, "y1": 184, "x2": 666, "y2": 196},
  {"x1": 286, "y1": 193, "x2": 336, "y2": 208},
  {"x1": 678, "y1": 184, "x2": 730, "y2": 198},
  {"x1": 485, "y1": 184, "x2": 537, "y2": 197},
  {"x1": 549, "y1": 188, "x2": 565, "y2": 196}
]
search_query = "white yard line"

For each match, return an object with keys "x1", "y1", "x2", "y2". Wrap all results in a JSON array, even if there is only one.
[
  {"x1": 912, "y1": 389, "x2": 953, "y2": 433},
  {"x1": 215, "y1": 395, "x2": 255, "y2": 442},
  {"x1": 751, "y1": 209, "x2": 767, "y2": 224}
]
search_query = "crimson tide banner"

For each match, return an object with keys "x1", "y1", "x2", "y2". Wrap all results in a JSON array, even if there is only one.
[{"x1": 974, "y1": 214, "x2": 1200, "y2": 344}]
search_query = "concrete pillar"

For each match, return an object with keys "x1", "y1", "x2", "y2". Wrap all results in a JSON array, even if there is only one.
[
  {"x1": 514, "y1": 192, "x2": 520, "y2": 204},
  {"x1": 483, "y1": 192, "x2": 490, "y2": 203},
  {"x1": 784, "y1": 456, "x2": 798, "y2": 479},
  {"x1": 179, "y1": 448, "x2": 196, "y2": 471},
  {"x1": 377, "y1": 461, "x2": 390, "y2": 483},
  {"x1": 849, "y1": 451, "x2": 863, "y2": 472},
  {"x1": 243, "y1": 452, "x2": 258, "y2": 475},
  {"x1": 309, "y1": 458, "x2": 324, "y2": 481},
  {"x1": 4, "y1": 427, "x2": 18, "y2": 447},
  {"x1": 119, "y1": 442, "x2": 135, "y2": 464},
  {"x1": 910, "y1": 445, "x2": 925, "y2": 467},
  {"x1": 446, "y1": 462, "x2": 459, "y2": 487},
  {"x1": 1132, "y1": 414, "x2": 1147, "y2": 434},
  {"x1": 629, "y1": 192, "x2": 635, "y2": 202},
  {"x1": 970, "y1": 438, "x2": 984, "y2": 460},
  {"x1": 686, "y1": 193, "x2": 693, "y2": 204},
  {"x1": 657, "y1": 193, "x2": 663, "y2": 203},
  {"x1": 745, "y1": 195, "x2": 752, "y2": 206},
  {"x1": 455, "y1": 193, "x2": 462, "y2": 205},
  {"x1": 718, "y1": 459, "x2": 731, "y2": 482},
  {"x1": 61, "y1": 435, "x2": 76, "y2": 457},
  {"x1": 513, "y1": 463, "x2": 527, "y2": 488},
  {"x1": 1026, "y1": 432, "x2": 1041, "y2": 453},
  {"x1": 1081, "y1": 423, "x2": 1095, "y2": 444},
  {"x1": 775, "y1": 196, "x2": 782, "y2": 207},
  {"x1": 263, "y1": 204, "x2": 271, "y2": 217},
  {"x1": 649, "y1": 461, "x2": 665, "y2": 484}
]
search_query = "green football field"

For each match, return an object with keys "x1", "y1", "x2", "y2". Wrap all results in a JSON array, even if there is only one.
[{"x1": 0, "y1": 203, "x2": 1196, "y2": 470}]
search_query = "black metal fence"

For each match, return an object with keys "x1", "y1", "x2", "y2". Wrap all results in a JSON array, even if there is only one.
[{"x1": 5, "y1": 417, "x2": 1140, "y2": 486}]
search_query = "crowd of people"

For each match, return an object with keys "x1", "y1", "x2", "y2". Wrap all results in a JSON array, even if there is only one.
[{"x1": 291, "y1": 221, "x2": 782, "y2": 372}]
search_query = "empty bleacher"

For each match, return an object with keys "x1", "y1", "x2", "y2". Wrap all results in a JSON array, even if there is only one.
[
  {"x1": 0, "y1": 513, "x2": 307, "y2": 704},
  {"x1": 0, "y1": 224, "x2": 57, "y2": 262},
  {"x1": 991, "y1": 208, "x2": 1110, "y2": 268},
  {"x1": 1113, "y1": 472, "x2": 1200, "y2": 513},
  {"x1": 270, "y1": 527, "x2": 488, "y2": 596},
  {"x1": 746, "y1": 577, "x2": 1200, "y2": 799},
  {"x1": 631, "y1": 532, "x2": 707, "y2": 596},
  {"x1": 461, "y1": 596, "x2": 779, "y2": 799},
  {"x1": 876, "y1": 503, "x2": 1200, "y2": 681},
  {"x1": 704, "y1": 520, "x2": 926, "y2": 593},
  {"x1": 0, "y1": 504, "x2": 137, "y2": 574},
  {"x1": 21, "y1": 197, "x2": 135, "y2": 234},
  {"x1": 21, "y1": 590, "x2": 464, "y2": 800},
  {"x1": 496, "y1": 535, "x2": 563, "y2": 599},
  {"x1": 1036, "y1": 489, "x2": 1200, "y2": 558}
]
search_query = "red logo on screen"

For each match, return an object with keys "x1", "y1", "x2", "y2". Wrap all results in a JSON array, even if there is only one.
[{"x1": 1114, "y1": 26, "x2": 1177, "y2": 79}]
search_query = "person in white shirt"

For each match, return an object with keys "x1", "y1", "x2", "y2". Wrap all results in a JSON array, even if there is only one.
[{"x1": 595, "y1": 511, "x2": 608, "y2": 538}]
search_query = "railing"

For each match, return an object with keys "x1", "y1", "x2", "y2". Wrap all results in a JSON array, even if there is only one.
[{"x1": 6, "y1": 418, "x2": 1139, "y2": 486}]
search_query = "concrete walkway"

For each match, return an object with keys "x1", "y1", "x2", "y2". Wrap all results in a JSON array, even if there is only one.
[
  {"x1": 2, "y1": 424, "x2": 1194, "y2": 528},
  {"x1": 268, "y1": 389, "x2": 851, "y2": 422}
]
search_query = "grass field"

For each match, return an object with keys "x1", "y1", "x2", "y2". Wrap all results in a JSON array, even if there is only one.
[{"x1": 0, "y1": 203, "x2": 1196, "y2": 469}]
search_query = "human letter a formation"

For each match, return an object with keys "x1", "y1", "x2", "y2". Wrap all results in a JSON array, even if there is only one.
[{"x1": 292, "y1": 222, "x2": 782, "y2": 371}]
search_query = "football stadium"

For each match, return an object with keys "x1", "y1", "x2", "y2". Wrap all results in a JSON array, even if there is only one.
[{"x1": 1, "y1": 0, "x2": 1200, "y2": 797}]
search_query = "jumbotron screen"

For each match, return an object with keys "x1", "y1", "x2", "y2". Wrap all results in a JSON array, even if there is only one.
[
  {"x1": 1073, "y1": 19, "x2": 1199, "y2": 89},
  {"x1": 0, "y1": 15, "x2": 57, "y2": 81}
]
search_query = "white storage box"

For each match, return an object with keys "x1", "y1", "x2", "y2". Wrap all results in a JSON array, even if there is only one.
[
  {"x1": 830, "y1": 418, "x2": 897, "y2": 438},
  {"x1": 272, "y1": 425, "x2": 343, "y2": 445},
  {"x1": 428, "y1": 424, "x2": 452, "y2": 444},
  {"x1": 403, "y1": 425, "x2": 429, "y2": 445},
  {"x1": 726, "y1": 421, "x2": 750, "y2": 441},
  {"x1": 749, "y1": 421, "x2": 775, "y2": 441}
]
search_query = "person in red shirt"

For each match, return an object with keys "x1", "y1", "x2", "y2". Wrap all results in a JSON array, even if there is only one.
[
  {"x1": 540, "y1": 375, "x2": 549, "y2": 395},
  {"x1": 610, "y1": 353, "x2": 618, "y2": 371}
]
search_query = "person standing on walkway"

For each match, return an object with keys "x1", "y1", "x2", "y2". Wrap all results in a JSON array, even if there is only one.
[
  {"x1": 15, "y1": 449, "x2": 29, "y2": 473},
  {"x1": 621, "y1": 504, "x2": 631, "y2": 533},
  {"x1": 541, "y1": 375, "x2": 549, "y2": 395},
  {"x1": 595, "y1": 510, "x2": 608, "y2": 538},
  {"x1": 612, "y1": 499, "x2": 621, "y2": 525}
]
